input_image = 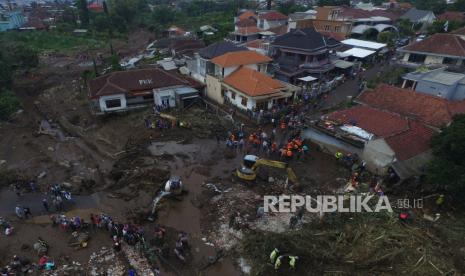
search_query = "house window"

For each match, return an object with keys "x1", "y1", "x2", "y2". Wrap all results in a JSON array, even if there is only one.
[
  {"x1": 221, "y1": 88, "x2": 226, "y2": 97},
  {"x1": 408, "y1": 54, "x2": 426, "y2": 63},
  {"x1": 299, "y1": 54, "x2": 306, "y2": 62},
  {"x1": 105, "y1": 98, "x2": 122, "y2": 108},
  {"x1": 241, "y1": 97, "x2": 248, "y2": 106},
  {"x1": 334, "y1": 26, "x2": 341, "y2": 32},
  {"x1": 324, "y1": 25, "x2": 331, "y2": 31},
  {"x1": 443, "y1": 57, "x2": 458, "y2": 65},
  {"x1": 231, "y1": 92, "x2": 236, "y2": 100}
]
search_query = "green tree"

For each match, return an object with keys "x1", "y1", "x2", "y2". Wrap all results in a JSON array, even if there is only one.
[
  {"x1": 277, "y1": 1, "x2": 306, "y2": 15},
  {"x1": 0, "y1": 89, "x2": 21, "y2": 120},
  {"x1": 12, "y1": 44, "x2": 39, "y2": 68},
  {"x1": 76, "y1": 0, "x2": 90, "y2": 25},
  {"x1": 450, "y1": 0, "x2": 465, "y2": 12},
  {"x1": 0, "y1": 58, "x2": 13, "y2": 89},
  {"x1": 110, "y1": 54, "x2": 122, "y2": 71},
  {"x1": 427, "y1": 114, "x2": 465, "y2": 199},
  {"x1": 151, "y1": 5, "x2": 176, "y2": 26},
  {"x1": 377, "y1": 31, "x2": 395, "y2": 47},
  {"x1": 396, "y1": 18, "x2": 414, "y2": 37},
  {"x1": 93, "y1": 14, "x2": 111, "y2": 32},
  {"x1": 318, "y1": 0, "x2": 350, "y2": 6}
]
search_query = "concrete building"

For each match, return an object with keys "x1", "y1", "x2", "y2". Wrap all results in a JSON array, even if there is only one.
[{"x1": 402, "y1": 68, "x2": 465, "y2": 101}]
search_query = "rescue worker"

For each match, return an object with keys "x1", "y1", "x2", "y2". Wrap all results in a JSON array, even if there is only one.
[
  {"x1": 436, "y1": 194, "x2": 444, "y2": 210},
  {"x1": 289, "y1": 256, "x2": 298, "y2": 269},
  {"x1": 335, "y1": 152, "x2": 343, "y2": 160},
  {"x1": 270, "y1": 248, "x2": 279, "y2": 264},
  {"x1": 274, "y1": 255, "x2": 283, "y2": 270}
]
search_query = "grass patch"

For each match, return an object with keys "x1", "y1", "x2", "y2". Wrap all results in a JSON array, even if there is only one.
[{"x1": 0, "y1": 30, "x2": 109, "y2": 53}]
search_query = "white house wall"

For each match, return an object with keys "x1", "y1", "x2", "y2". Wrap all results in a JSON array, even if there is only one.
[
  {"x1": 153, "y1": 89, "x2": 176, "y2": 107},
  {"x1": 99, "y1": 94, "x2": 127, "y2": 112},
  {"x1": 206, "y1": 75, "x2": 224, "y2": 104}
]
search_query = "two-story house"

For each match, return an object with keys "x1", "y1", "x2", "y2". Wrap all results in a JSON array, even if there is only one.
[
  {"x1": 186, "y1": 41, "x2": 247, "y2": 83},
  {"x1": 397, "y1": 33, "x2": 465, "y2": 72},
  {"x1": 257, "y1": 11, "x2": 288, "y2": 30},
  {"x1": 204, "y1": 50, "x2": 298, "y2": 111},
  {"x1": 211, "y1": 50, "x2": 272, "y2": 78},
  {"x1": 270, "y1": 28, "x2": 342, "y2": 84}
]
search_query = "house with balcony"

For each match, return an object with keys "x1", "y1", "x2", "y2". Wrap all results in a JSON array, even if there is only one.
[
  {"x1": 186, "y1": 41, "x2": 247, "y2": 84},
  {"x1": 231, "y1": 26, "x2": 262, "y2": 44},
  {"x1": 270, "y1": 28, "x2": 342, "y2": 84},
  {"x1": 397, "y1": 33, "x2": 465, "y2": 72},
  {"x1": 204, "y1": 50, "x2": 298, "y2": 109},
  {"x1": 210, "y1": 50, "x2": 272, "y2": 78}
]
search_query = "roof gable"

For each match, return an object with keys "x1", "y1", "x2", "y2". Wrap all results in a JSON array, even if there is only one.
[
  {"x1": 211, "y1": 50, "x2": 272, "y2": 67},
  {"x1": 259, "y1": 11, "x2": 288, "y2": 21},
  {"x1": 198, "y1": 41, "x2": 247, "y2": 59},
  {"x1": 357, "y1": 84, "x2": 462, "y2": 127},
  {"x1": 327, "y1": 105, "x2": 410, "y2": 137},
  {"x1": 224, "y1": 66, "x2": 284, "y2": 97},
  {"x1": 400, "y1": 33, "x2": 465, "y2": 57},
  {"x1": 89, "y1": 68, "x2": 188, "y2": 99},
  {"x1": 272, "y1": 27, "x2": 341, "y2": 51}
]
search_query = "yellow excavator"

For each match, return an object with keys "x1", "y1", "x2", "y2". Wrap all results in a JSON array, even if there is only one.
[{"x1": 236, "y1": 155, "x2": 298, "y2": 183}]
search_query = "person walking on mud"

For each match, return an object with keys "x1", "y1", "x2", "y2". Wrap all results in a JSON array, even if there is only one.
[{"x1": 42, "y1": 198, "x2": 49, "y2": 212}]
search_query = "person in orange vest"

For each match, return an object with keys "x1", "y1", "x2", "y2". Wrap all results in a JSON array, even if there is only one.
[
  {"x1": 280, "y1": 121, "x2": 286, "y2": 130},
  {"x1": 271, "y1": 142, "x2": 278, "y2": 153},
  {"x1": 286, "y1": 149, "x2": 293, "y2": 160},
  {"x1": 295, "y1": 139, "x2": 302, "y2": 147},
  {"x1": 287, "y1": 142, "x2": 293, "y2": 151}
]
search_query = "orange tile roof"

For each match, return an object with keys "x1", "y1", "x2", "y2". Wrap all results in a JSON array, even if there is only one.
[
  {"x1": 224, "y1": 67, "x2": 284, "y2": 97},
  {"x1": 245, "y1": 39, "x2": 264, "y2": 49},
  {"x1": 211, "y1": 50, "x2": 272, "y2": 67}
]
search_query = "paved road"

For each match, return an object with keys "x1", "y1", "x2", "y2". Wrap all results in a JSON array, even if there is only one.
[{"x1": 321, "y1": 63, "x2": 390, "y2": 109}]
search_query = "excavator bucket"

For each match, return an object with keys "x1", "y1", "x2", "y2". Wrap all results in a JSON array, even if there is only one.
[{"x1": 287, "y1": 168, "x2": 298, "y2": 183}]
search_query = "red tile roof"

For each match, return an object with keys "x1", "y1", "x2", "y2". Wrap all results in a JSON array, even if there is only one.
[
  {"x1": 327, "y1": 105, "x2": 409, "y2": 137},
  {"x1": 437, "y1": 11, "x2": 465, "y2": 22},
  {"x1": 236, "y1": 18, "x2": 257, "y2": 28},
  {"x1": 224, "y1": 66, "x2": 284, "y2": 97},
  {"x1": 401, "y1": 33, "x2": 465, "y2": 57},
  {"x1": 234, "y1": 26, "x2": 262, "y2": 35},
  {"x1": 238, "y1": 11, "x2": 257, "y2": 21},
  {"x1": 267, "y1": 25, "x2": 288, "y2": 36},
  {"x1": 384, "y1": 120, "x2": 435, "y2": 161},
  {"x1": 357, "y1": 84, "x2": 465, "y2": 127},
  {"x1": 211, "y1": 50, "x2": 272, "y2": 67},
  {"x1": 245, "y1": 39, "x2": 264, "y2": 49},
  {"x1": 88, "y1": 68, "x2": 190, "y2": 99},
  {"x1": 259, "y1": 11, "x2": 288, "y2": 21},
  {"x1": 451, "y1": 26, "x2": 465, "y2": 35}
]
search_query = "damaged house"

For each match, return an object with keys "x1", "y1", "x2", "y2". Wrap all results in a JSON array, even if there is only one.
[
  {"x1": 310, "y1": 84, "x2": 465, "y2": 178},
  {"x1": 88, "y1": 68, "x2": 202, "y2": 114}
]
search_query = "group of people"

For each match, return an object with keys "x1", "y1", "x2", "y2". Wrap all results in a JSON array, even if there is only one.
[
  {"x1": 277, "y1": 136, "x2": 309, "y2": 161},
  {"x1": 144, "y1": 117, "x2": 174, "y2": 130},
  {"x1": 270, "y1": 248, "x2": 299, "y2": 270},
  {"x1": 50, "y1": 214, "x2": 88, "y2": 232}
]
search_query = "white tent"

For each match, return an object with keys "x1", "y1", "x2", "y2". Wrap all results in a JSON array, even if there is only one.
[
  {"x1": 341, "y1": 38, "x2": 387, "y2": 50},
  {"x1": 298, "y1": 75, "x2": 318, "y2": 82},
  {"x1": 339, "y1": 48, "x2": 376, "y2": 58}
]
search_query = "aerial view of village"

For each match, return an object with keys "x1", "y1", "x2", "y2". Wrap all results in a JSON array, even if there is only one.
[{"x1": 1, "y1": 0, "x2": 465, "y2": 274}]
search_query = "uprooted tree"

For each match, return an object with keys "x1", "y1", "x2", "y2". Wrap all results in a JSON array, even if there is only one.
[{"x1": 426, "y1": 114, "x2": 465, "y2": 199}]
